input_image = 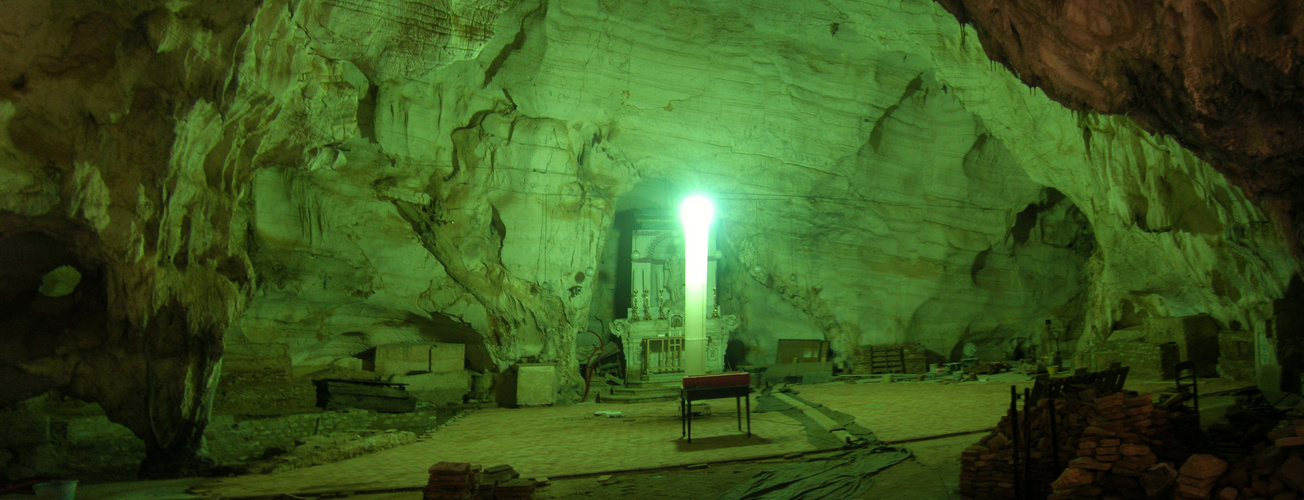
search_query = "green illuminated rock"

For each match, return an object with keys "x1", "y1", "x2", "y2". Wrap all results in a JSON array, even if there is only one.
[{"x1": 0, "y1": 0, "x2": 1295, "y2": 477}]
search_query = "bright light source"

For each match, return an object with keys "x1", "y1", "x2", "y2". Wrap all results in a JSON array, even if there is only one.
[
  {"x1": 679, "y1": 195, "x2": 714, "y2": 285},
  {"x1": 680, "y1": 195, "x2": 714, "y2": 375}
]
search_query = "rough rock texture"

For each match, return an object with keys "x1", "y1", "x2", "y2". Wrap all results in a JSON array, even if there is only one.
[
  {"x1": 0, "y1": 0, "x2": 268, "y2": 477},
  {"x1": 0, "y1": 0, "x2": 1298, "y2": 477},
  {"x1": 933, "y1": 0, "x2": 1304, "y2": 251},
  {"x1": 0, "y1": 0, "x2": 512, "y2": 476}
]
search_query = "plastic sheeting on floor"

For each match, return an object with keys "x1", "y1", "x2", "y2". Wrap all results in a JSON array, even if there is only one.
[{"x1": 714, "y1": 445, "x2": 913, "y2": 500}]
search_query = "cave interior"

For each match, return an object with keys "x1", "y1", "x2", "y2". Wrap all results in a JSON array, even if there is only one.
[{"x1": 3, "y1": 0, "x2": 1304, "y2": 498}]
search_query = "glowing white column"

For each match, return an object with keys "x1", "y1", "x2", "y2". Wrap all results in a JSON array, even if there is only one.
[{"x1": 680, "y1": 195, "x2": 714, "y2": 376}]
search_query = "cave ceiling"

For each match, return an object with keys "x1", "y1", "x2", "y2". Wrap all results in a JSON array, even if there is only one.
[{"x1": 934, "y1": 0, "x2": 1304, "y2": 247}]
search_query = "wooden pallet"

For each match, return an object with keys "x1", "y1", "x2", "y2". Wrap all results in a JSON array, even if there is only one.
[{"x1": 854, "y1": 344, "x2": 927, "y2": 374}]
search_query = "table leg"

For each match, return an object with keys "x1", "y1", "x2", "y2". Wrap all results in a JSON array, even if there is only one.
[
  {"x1": 736, "y1": 396, "x2": 742, "y2": 431},
  {"x1": 680, "y1": 396, "x2": 686, "y2": 437},
  {"x1": 687, "y1": 397, "x2": 692, "y2": 443},
  {"x1": 746, "y1": 394, "x2": 751, "y2": 437}
]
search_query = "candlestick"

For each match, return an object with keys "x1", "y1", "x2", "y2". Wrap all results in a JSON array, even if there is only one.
[
  {"x1": 642, "y1": 289, "x2": 650, "y2": 320},
  {"x1": 658, "y1": 288, "x2": 668, "y2": 319},
  {"x1": 712, "y1": 286, "x2": 720, "y2": 317}
]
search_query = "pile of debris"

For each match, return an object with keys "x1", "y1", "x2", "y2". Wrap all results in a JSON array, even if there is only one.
[
  {"x1": 1203, "y1": 419, "x2": 1304, "y2": 500},
  {"x1": 961, "y1": 392, "x2": 1099, "y2": 499},
  {"x1": 425, "y1": 462, "x2": 537, "y2": 500},
  {"x1": 962, "y1": 389, "x2": 1197, "y2": 499},
  {"x1": 1048, "y1": 392, "x2": 1187, "y2": 499}
]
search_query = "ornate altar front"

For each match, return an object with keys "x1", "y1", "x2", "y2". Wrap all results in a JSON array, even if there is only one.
[
  {"x1": 612, "y1": 209, "x2": 738, "y2": 382},
  {"x1": 612, "y1": 315, "x2": 739, "y2": 383}
]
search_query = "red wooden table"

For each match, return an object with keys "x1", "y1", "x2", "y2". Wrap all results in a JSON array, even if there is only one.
[{"x1": 680, "y1": 372, "x2": 752, "y2": 443}]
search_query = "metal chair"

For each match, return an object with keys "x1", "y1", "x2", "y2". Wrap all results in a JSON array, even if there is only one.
[{"x1": 1174, "y1": 360, "x2": 1199, "y2": 426}]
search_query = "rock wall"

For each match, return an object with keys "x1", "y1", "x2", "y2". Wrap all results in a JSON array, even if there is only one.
[
  {"x1": 932, "y1": 0, "x2": 1304, "y2": 252},
  {"x1": 0, "y1": 0, "x2": 268, "y2": 476},
  {"x1": 0, "y1": 0, "x2": 1298, "y2": 476}
]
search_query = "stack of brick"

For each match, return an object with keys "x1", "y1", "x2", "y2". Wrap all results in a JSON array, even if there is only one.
[
  {"x1": 425, "y1": 462, "x2": 537, "y2": 500},
  {"x1": 1207, "y1": 418, "x2": 1304, "y2": 500},
  {"x1": 960, "y1": 393, "x2": 1097, "y2": 499},
  {"x1": 1173, "y1": 454, "x2": 1228, "y2": 499},
  {"x1": 1048, "y1": 393, "x2": 1190, "y2": 499},
  {"x1": 962, "y1": 389, "x2": 1201, "y2": 500},
  {"x1": 426, "y1": 462, "x2": 483, "y2": 500}
]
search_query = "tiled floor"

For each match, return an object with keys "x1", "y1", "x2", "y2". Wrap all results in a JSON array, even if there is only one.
[
  {"x1": 203, "y1": 397, "x2": 818, "y2": 497},
  {"x1": 795, "y1": 377, "x2": 1037, "y2": 443},
  {"x1": 65, "y1": 375, "x2": 1251, "y2": 499}
]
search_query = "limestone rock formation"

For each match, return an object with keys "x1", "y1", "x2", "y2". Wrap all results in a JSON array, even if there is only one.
[
  {"x1": 0, "y1": 0, "x2": 1298, "y2": 477},
  {"x1": 933, "y1": 0, "x2": 1304, "y2": 249}
]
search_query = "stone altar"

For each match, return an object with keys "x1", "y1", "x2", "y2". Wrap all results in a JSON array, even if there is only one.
[{"x1": 612, "y1": 315, "x2": 739, "y2": 383}]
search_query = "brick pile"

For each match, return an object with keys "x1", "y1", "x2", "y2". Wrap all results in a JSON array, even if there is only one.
[
  {"x1": 961, "y1": 392, "x2": 1098, "y2": 499},
  {"x1": 961, "y1": 388, "x2": 1197, "y2": 500},
  {"x1": 426, "y1": 462, "x2": 536, "y2": 500},
  {"x1": 1048, "y1": 392, "x2": 1186, "y2": 499},
  {"x1": 1204, "y1": 418, "x2": 1304, "y2": 500},
  {"x1": 1174, "y1": 454, "x2": 1228, "y2": 499},
  {"x1": 426, "y1": 462, "x2": 483, "y2": 500}
]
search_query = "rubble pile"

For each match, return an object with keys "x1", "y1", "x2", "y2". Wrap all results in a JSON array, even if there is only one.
[
  {"x1": 963, "y1": 389, "x2": 1198, "y2": 499},
  {"x1": 425, "y1": 462, "x2": 536, "y2": 500},
  {"x1": 961, "y1": 392, "x2": 1097, "y2": 499},
  {"x1": 1047, "y1": 392, "x2": 1190, "y2": 499},
  {"x1": 1203, "y1": 419, "x2": 1304, "y2": 500}
]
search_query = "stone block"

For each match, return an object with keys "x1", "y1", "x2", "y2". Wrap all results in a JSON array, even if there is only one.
[
  {"x1": 223, "y1": 342, "x2": 291, "y2": 374},
  {"x1": 1050, "y1": 467, "x2": 1094, "y2": 489},
  {"x1": 392, "y1": 371, "x2": 470, "y2": 406},
  {"x1": 1180, "y1": 454, "x2": 1229, "y2": 480},
  {"x1": 65, "y1": 415, "x2": 135, "y2": 444},
  {"x1": 516, "y1": 363, "x2": 555, "y2": 406},
  {"x1": 1120, "y1": 444, "x2": 1151, "y2": 456},
  {"x1": 1277, "y1": 436, "x2": 1304, "y2": 447},
  {"x1": 429, "y1": 343, "x2": 465, "y2": 373},
  {"x1": 375, "y1": 343, "x2": 432, "y2": 375},
  {"x1": 1276, "y1": 455, "x2": 1304, "y2": 491},
  {"x1": 375, "y1": 343, "x2": 465, "y2": 375},
  {"x1": 1069, "y1": 457, "x2": 1112, "y2": 471}
]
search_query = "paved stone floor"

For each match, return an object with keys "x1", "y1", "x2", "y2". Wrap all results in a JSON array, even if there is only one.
[
  {"x1": 44, "y1": 375, "x2": 1250, "y2": 499},
  {"x1": 795, "y1": 376, "x2": 1037, "y2": 443},
  {"x1": 201, "y1": 397, "x2": 817, "y2": 498}
]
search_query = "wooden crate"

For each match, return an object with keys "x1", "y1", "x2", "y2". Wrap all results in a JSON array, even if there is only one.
[{"x1": 854, "y1": 344, "x2": 928, "y2": 374}]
